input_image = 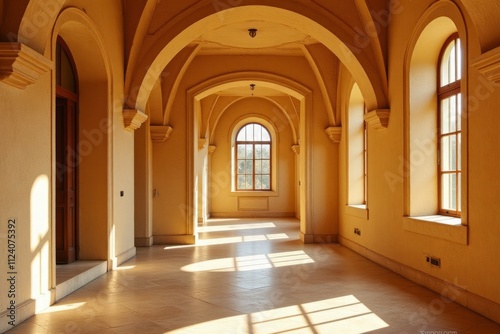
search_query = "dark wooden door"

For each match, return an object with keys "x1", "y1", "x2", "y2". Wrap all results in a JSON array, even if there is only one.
[{"x1": 56, "y1": 97, "x2": 78, "y2": 264}]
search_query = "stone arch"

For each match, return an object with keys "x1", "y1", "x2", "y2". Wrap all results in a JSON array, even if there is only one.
[
  {"x1": 130, "y1": 4, "x2": 387, "y2": 116},
  {"x1": 189, "y1": 71, "x2": 309, "y2": 147},
  {"x1": 187, "y1": 70, "x2": 314, "y2": 241},
  {"x1": 50, "y1": 7, "x2": 112, "y2": 266}
]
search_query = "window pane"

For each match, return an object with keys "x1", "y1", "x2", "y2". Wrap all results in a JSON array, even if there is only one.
[
  {"x1": 457, "y1": 93, "x2": 462, "y2": 131},
  {"x1": 255, "y1": 175, "x2": 262, "y2": 190},
  {"x1": 449, "y1": 42, "x2": 456, "y2": 83},
  {"x1": 238, "y1": 160, "x2": 245, "y2": 174},
  {"x1": 237, "y1": 145, "x2": 246, "y2": 159},
  {"x1": 441, "y1": 98, "x2": 450, "y2": 134},
  {"x1": 245, "y1": 160, "x2": 253, "y2": 174},
  {"x1": 449, "y1": 95, "x2": 457, "y2": 132},
  {"x1": 262, "y1": 144, "x2": 270, "y2": 159},
  {"x1": 458, "y1": 172, "x2": 462, "y2": 211},
  {"x1": 441, "y1": 173, "x2": 457, "y2": 211},
  {"x1": 262, "y1": 160, "x2": 270, "y2": 174},
  {"x1": 255, "y1": 145, "x2": 262, "y2": 159},
  {"x1": 457, "y1": 133, "x2": 461, "y2": 171},
  {"x1": 246, "y1": 145, "x2": 253, "y2": 159},
  {"x1": 255, "y1": 125, "x2": 262, "y2": 141},
  {"x1": 440, "y1": 38, "x2": 461, "y2": 87},
  {"x1": 246, "y1": 124, "x2": 254, "y2": 141},
  {"x1": 237, "y1": 128, "x2": 246, "y2": 141},
  {"x1": 440, "y1": 135, "x2": 456, "y2": 172},
  {"x1": 255, "y1": 160, "x2": 262, "y2": 174},
  {"x1": 246, "y1": 175, "x2": 253, "y2": 189},
  {"x1": 237, "y1": 175, "x2": 246, "y2": 189},
  {"x1": 262, "y1": 128, "x2": 271, "y2": 141},
  {"x1": 262, "y1": 175, "x2": 271, "y2": 190}
]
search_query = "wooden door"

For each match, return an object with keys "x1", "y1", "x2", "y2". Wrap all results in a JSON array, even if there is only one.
[{"x1": 56, "y1": 97, "x2": 78, "y2": 264}]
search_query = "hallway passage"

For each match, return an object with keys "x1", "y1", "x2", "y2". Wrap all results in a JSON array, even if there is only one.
[{"x1": 9, "y1": 218, "x2": 500, "y2": 334}]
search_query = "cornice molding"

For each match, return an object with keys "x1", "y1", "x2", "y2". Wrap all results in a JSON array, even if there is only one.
[
  {"x1": 325, "y1": 126, "x2": 342, "y2": 143},
  {"x1": 364, "y1": 109, "x2": 390, "y2": 131},
  {"x1": 0, "y1": 42, "x2": 52, "y2": 89},
  {"x1": 472, "y1": 46, "x2": 500, "y2": 82},
  {"x1": 151, "y1": 125, "x2": 173, "y2": 143},
  {"x1": 123, "y1": 109, "x2": 148, "y2": 132}
]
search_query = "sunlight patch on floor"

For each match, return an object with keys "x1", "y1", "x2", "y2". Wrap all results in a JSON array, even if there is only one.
[
  {"x1": 198, "y1": 222, "x2": 277, "y2": 233},
  {"x1": 167, "y1": 295, "x2": 389, "y2": 334},
  {"x1": 197, "y1": 233, "x2": 289, "y2": 246},
  {"x1": 181, "y1": 250, "x2": 314, "y2": 272},
  {"x1": 38, "y1": 302, "x2": 86, "y2": 314}
]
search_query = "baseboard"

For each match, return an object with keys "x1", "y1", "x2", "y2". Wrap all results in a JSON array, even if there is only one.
[
  {"x1": 135, "y1": 236, "x2": 153, "y2": 247},
  {"x1": 300, "y1": 233, "x2": 338, "y2": 244},
  {"x1": 210, "y1": 212, "x2": 296, "y2": 218},
  {"x1": 115, "y1": 247, "x2": 136, "y2": 267},
  {"x1": 0, "y1": 292, "x2": 53, "y2": 333},
  {"x1": 153, "y1": 234, "x2": 196, "y2": 245},
  {"x1": 339, "y1": 236, "x2": 500, "y2": 324}
]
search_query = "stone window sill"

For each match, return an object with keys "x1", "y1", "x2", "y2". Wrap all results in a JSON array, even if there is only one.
[
  {"x1": 230, "y1": 191, "x2": 279, "y2": 197},
  {"x1": 403, "y1": 215, "x2": 468, "y2": 245},
  {"x1": 345, "y1": 205, "x2": 369, "y2": 220}
]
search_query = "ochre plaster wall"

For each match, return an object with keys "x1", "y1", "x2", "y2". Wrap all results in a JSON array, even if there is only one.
[
  {"x1": 338, "y1": 0, "x2": 500, "y2": 313},
  {"x1": 0, "y1": 1, "x2": 134, "y2": 330},
  {"x1": 0, "y1": 75, "x2": 52, "y2": 327}
]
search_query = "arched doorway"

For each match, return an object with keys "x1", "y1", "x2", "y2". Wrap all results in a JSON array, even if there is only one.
[
  {"x1": 52, "y1": 8, "x2": 113, "y2": 268},
  {"x1": 55, "y1": 37, "x2": 79, "y2": 264}
]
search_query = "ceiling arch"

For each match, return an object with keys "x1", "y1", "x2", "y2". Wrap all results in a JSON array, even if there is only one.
[
  {"x1": 188, "y1": 71, "x2": 309, "y2": 146},
  {"x1": 128, "y1": 3, "x2": 388, "y2": 114}
]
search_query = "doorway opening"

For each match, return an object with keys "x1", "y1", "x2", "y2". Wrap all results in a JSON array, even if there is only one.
[{"x1": 55, "y1": 38, "x2": 79, "y2": 264}]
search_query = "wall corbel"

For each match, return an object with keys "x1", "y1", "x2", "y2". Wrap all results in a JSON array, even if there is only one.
[
  {"x1": 364, "y1": 109, "x2": 390, "y2": 131},
  {"x1": 0, "y1": 42, "x2": 52, "y2": 89},
  {"x1": 151, "y1": 125, "x2": 173, "y2": 143}
]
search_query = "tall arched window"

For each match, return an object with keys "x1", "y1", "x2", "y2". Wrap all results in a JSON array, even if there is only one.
[
  {"x1": 438, "y1": 34, "x2": 462, "y2": 217},
  {"x1": 235, "y1": 123, "x2": 271, "y2": 190}
]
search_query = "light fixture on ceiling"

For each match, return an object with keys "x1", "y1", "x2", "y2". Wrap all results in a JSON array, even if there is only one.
[
  {"x1": 250, "y1": 83, "x2": 256, "y2": 96},
  {"x1": 248, "y1": 28, "x2": 257, "y2": 38}
]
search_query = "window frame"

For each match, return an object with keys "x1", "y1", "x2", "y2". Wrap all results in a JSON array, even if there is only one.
[
  {"x1": 437, "y1": 33, "x2": 462, "y2": 218},
  {"x1": 234, "y1": 123, "x2": 272, "y2": 191}
]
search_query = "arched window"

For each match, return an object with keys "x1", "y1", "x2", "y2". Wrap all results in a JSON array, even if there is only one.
[
  {"x1": 438, "y1": 34, "x2": 461, "y2": 217},
  {"x1": 235, "y1": 123, "x2": 271, "y2": 190},
  {"x1": 347, "y1": 83, "x2": 368, "y2": 207}
]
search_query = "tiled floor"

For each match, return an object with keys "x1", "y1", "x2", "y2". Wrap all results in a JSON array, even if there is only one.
[{"x1": 8, "y1": 218, "x2": 500, "y2": 333}]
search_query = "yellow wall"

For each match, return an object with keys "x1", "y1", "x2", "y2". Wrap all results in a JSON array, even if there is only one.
[
  {"x1": 2, "y1": 0, "x2": 500, "y2": 330},
  {"x1": 0, "y1": 1, "x2": 135, "y2": 330},
  {"x1": 338, "y1": 0, "x2": 500, "y2": 312}
]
